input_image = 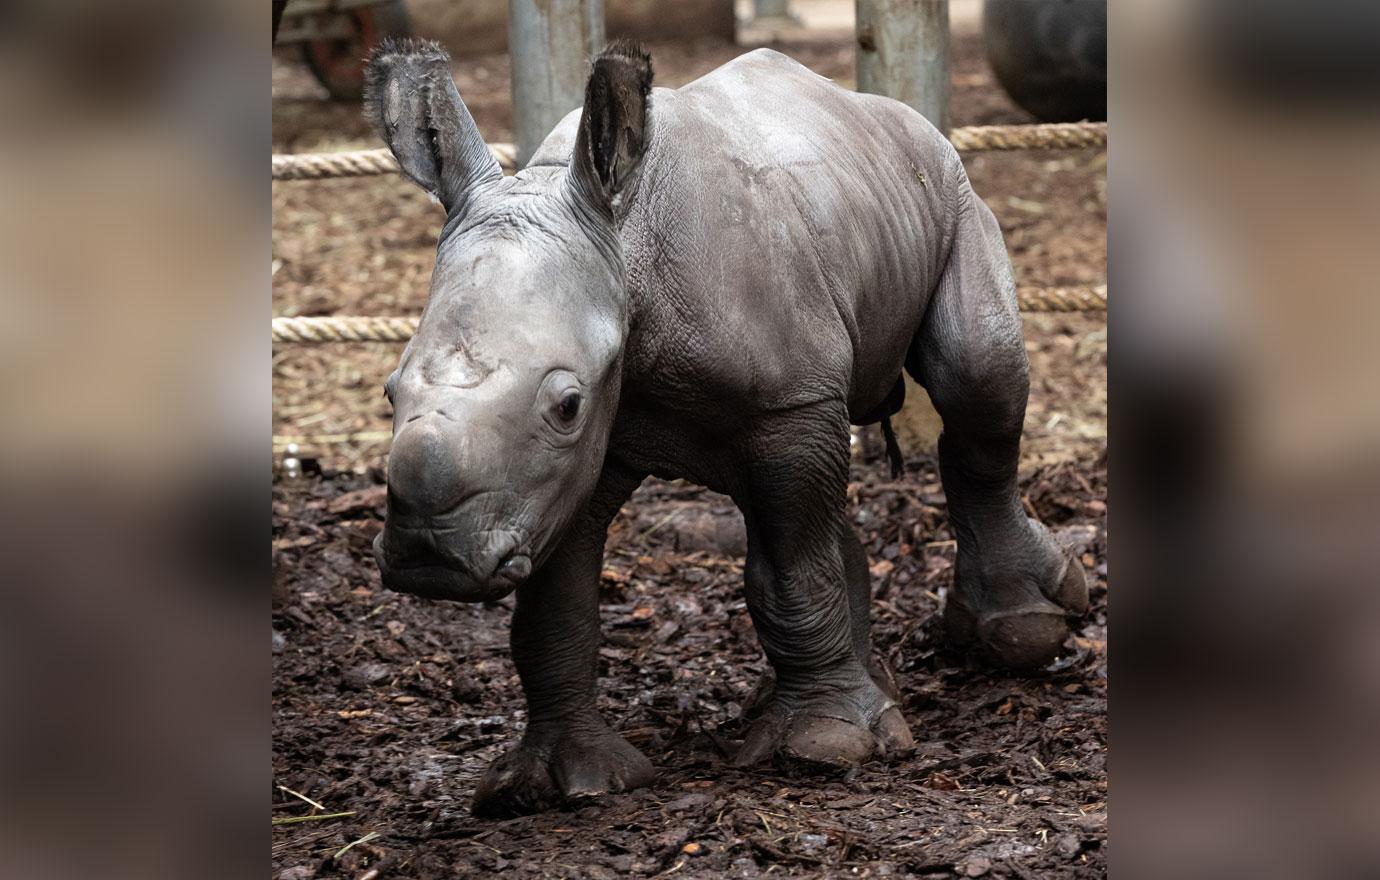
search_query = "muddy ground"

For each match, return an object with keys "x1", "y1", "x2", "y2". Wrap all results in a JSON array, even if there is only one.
[
  {"x1": 273, "y1": 457, "x2": 1106, "y2": 879},
  {"x1": 273, "y1": 28, "x2": 1106, "y2": 880}
]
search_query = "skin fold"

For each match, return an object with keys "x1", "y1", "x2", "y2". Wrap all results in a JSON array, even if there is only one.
[{"x1": 363, "y1": 38, "x2": 1089, "y2": 818}]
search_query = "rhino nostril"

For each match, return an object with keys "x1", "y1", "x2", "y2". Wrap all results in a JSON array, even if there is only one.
[{"x1": 492, "y1": 554, "x2": 531, "y2": 585}]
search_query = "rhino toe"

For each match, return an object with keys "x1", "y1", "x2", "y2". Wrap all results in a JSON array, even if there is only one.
[
  {"x1": 471, "y1": 720, "x2": 656, "y2": 818},
  {"x1": 553, "y1": 734, "x2": 656, "y2": 802},
  {"x1": 945, "y1": 519, "x2": 1091, "y2": 669},
  {"x1": 734, "y1": 679, "x2": 914, "y2": 770},
  {"x1": 471, "y1": 744, "x2": 562, "y2": 818}
]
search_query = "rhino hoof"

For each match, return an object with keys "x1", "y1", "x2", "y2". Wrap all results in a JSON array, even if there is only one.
[
  {"x1": 743, "y1": 657, "x2": 902, "y2": 722},
  {"x1": 972, "y1": 602, "x2": 1073, "y2": 669},
  {"x1": 945, "y1": 522, "x2": 1090, "y2": 669},
  {"x1": 471, "y1": 724, "x2": 655, "y2": 818},
  {"x1": 734, "y1": 683, "x2": 914, "y2": 770}
]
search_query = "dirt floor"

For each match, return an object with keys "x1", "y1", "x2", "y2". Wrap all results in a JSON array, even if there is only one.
[{"x1": 272, "y1": 28, "x2": 1107, "y2": 880}]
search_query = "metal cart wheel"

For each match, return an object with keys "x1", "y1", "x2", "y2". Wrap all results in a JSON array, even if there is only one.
[{"x1": 300, "y1": 1, "x2": 412, "y2": 101}]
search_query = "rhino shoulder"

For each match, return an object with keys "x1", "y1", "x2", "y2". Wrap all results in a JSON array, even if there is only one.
[
  {"x1": 524, "y1": 107, "x2": 585, "y2": 170},
  {"x1": 734, "y1": 46, "x2": 811, "y2": 71}
]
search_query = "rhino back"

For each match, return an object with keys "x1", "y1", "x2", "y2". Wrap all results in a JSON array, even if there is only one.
[{"x1": 620, "y1": 49, "x2": 964, "y2": 421}]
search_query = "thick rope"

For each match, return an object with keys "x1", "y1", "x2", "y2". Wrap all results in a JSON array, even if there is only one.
[
  {"x1": 1015, "y1": 284, "x2": 1108, "y2": 313},
  {"x1": 273, "y1": 285, "x2": 1105, "y2": 344},
  {"x1": 271, "y1": 123, "x2": 1106, "y2": 181},
  {"x1": 272, "y1": 315, "x2": 420, "y2": 343},
  {"x1": 948, "y1": 122, "x2": 1106, "y2": 152},
  {"x1": 272, "y1": 143, "x2": 518, "y2": 180}
]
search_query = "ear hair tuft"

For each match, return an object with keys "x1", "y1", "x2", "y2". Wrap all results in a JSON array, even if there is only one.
[
  {"x1": 360, "y1": 37, "x2": 500, "y2": 213},
  {"x1": 365, "y1": 36, "x2": 450, "y2": 69},
  {"x1": 595, "y1": 39, "x2": 653, "y2": 99},
  {"x1": 362, "y1": 38, "x2": 451, "y2": 137}
]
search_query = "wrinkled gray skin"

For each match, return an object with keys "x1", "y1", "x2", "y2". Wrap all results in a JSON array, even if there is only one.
[{"x1": 365, "y1": 38, "x2": 1089, "y2": 817}]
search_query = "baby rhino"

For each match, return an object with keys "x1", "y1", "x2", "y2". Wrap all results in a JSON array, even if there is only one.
[{"x1": 366, "y1": 38, "x2": 1088, "y2": 817}]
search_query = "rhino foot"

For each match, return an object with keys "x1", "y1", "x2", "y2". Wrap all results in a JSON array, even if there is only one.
[
  {"x1": 743, "y1": 655, "x2": 902, "y2": 721},
  {"x1": 734, "y1": 676, "x2": 914, "y2": 770},
  {"x1": 945, "y1": 517, "x2": 1090, "y2": 669},
  {"x1": 471, "y1": 714, "x2": 655, "y2": 818}
]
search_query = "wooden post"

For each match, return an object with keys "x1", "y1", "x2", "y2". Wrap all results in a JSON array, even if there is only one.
[
  {"x1": 509, "y1": 0, "x2": 605, "y2": 168},
  {"x1": 855, "y1": 0, "x2": 949, "y2": 131},
  {"x1": 855, "y1": 1, "x2": 950, "y2": 457}
]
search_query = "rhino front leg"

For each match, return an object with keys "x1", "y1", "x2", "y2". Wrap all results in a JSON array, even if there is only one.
[
  {"x1": 471, "y1": 465, "x2": 654, "y2": 818},
  {"x1": 910, "y1": 198, "x2": 1089, "y2": 668},
  {"x1": 742, "y1": 520, "x2": 900, "y2": 718},
  {"x1": 734, "y1": 402, "x2": 913, "y2": 769}
]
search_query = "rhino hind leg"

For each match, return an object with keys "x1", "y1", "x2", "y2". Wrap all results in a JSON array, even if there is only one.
[
  {"x1": 732, "y1": 402, "x2": 914, "y2": 769},
  {"x1": 840, "y1": 520, "x2": 904, "y2": 699},
  {"x1": 908, "y1": 199, "x2": 1089, "y2": 669}
]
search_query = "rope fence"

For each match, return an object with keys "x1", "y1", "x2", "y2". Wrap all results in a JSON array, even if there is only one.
[
  {"x1": 947, "y1": 122, "x2": 1106, "y2": 153},
  {"x1": 1014, "y1": 284, "x2": 1108, "y2": 313},
  {"x1": 273, "y1": 315, "x2": 420, "y2": 344},
  {"x1": 272, "y1": 122, "x2": 1106, "y2": 181},
  {"x1": 273, "y1": 285, "x2": 1104, "y2": 344},
  {"x1": 274, "y1": 143, "x2": 519, "y2": 180}
]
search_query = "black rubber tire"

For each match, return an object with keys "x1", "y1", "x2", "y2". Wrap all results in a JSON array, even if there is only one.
[
  {"x1": 983, "y1": 0, "x2": 1107, "y2": 123},
  {"x1": 301, "y1": 1, "x2": 412, "y2": 102}
]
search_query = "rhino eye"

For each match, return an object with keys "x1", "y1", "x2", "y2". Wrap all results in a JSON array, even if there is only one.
[
  {"x1": 539, "y1": 371, "x2": 585, "y2": 436},
  {"x1": 556, "y1": 389, "x2": 581, "y2": 422}
]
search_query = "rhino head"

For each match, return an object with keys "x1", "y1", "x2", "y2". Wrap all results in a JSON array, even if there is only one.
[{"x1": 365, "y1": 39, "x2": 652, "y2": 602}]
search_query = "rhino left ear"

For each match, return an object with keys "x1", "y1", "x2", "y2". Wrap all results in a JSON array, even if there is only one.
[
  {"x1": 363, "y1": 37, "x2": 501, "y2": 215},
  {"x1": 572, "y1": 40, "x2": 653, "y2": 208}
]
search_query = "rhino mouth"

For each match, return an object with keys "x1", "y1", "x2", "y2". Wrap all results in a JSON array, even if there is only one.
[{"x1": 372, "y1": 526, "x2": 531, "y2": 603}]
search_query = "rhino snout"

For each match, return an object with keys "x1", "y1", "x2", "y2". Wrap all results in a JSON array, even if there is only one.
[
  {"x1": 373, "y1": 524, "x2": 530, "y2": 602},
  {"x1": 375, "y1": 415, "x2": 532, "y2": 602}
]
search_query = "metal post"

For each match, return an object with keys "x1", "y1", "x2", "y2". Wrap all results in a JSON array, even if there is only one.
[
  {"x1": 755, "y1": 0, "x2": 791, "y2": 18},
  {"x1": 509, "y1": 0, "x2": 605, "y2": 168},
  {"x1": 855, "y1": 0, "x2": 949, "y2": 132}
]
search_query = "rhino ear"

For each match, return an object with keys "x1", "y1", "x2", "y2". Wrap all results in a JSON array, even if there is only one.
[
  {"x1": 363, "y1": 38, "x2": 501, "y2": 214},
  {"x1": 572, "y1": 40, "x2": 653, "y2": 208}
]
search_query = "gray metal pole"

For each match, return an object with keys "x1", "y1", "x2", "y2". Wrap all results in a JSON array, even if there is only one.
[
  {"x1": 855, "y1": 0, "x2": 949, "y2": 132},
  {"x1": 509, "y1": 0, "x2": 605, "y2": 168},
  {"x1": 754, "y1": 0, "x2": 791, "y2": 18}
]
